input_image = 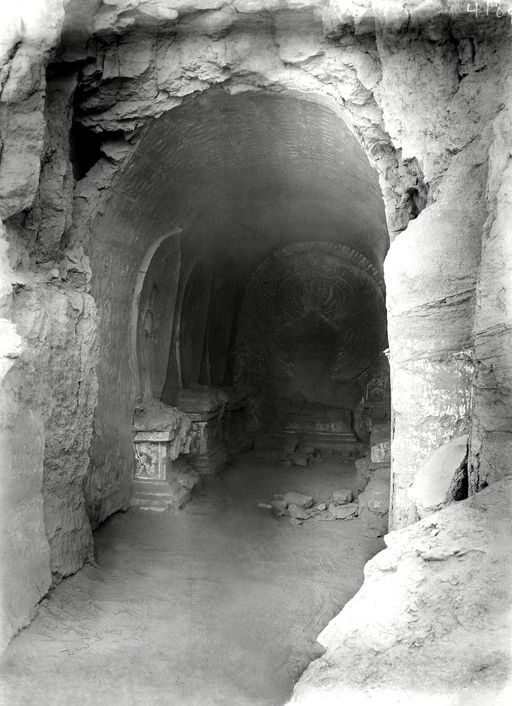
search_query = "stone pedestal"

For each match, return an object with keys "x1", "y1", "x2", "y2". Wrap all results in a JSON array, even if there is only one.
[
  {"x1": 132, "y1": 430, "x2": 199, "y2": 511},
  {"x1": 176, "y1": 387, "x2": 228, "y2": 476},
  {"x1": 187, "y1": 410, "x2": 227, "y2": 475},
  {"x1": 132, "y1": 430, "x2": 174, "y2": 511}
]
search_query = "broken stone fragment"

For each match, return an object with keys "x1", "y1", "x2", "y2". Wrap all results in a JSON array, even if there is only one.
[
  {"x1": 167, "y1": 480, "x2": 191, "y2": 509},
  {"x1": 329, "y1": 503, "x2": 358, "y2": 520},
  {"x1": 172, "y1": 467, "x2": 200, "y2": 491},
  {"x1": 317, "y1": 503, "x2": 327, "y2": 511},
  {"x1": 330, "y1": 489, "x2": 353, "y2": 505},
  {"x1": 271, "y1": 499, "x2": 289, "y2": 516},
  {"x1": 288, "y1": 504, "x2": 311, "y2": 520},
  {"x1": 289, "y1": 517, "x2": 303, "y2": 526},
  {"x1": 257, "y1": 503, "x2": 272, "y2": 510},
  {"x1": 409, "y1": 435, "x2": 468, "y2": 518},
  {"x1": 282, "y1": 492, "x2": 314, "y2": 509}
]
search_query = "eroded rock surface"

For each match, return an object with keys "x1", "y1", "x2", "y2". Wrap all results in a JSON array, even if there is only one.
[
  {"x1": 409, "y1": 435, "x2": 468, "y2": 518},
  {"x1": 288, "y1": 479, "x2": 512, "y2": 705}
]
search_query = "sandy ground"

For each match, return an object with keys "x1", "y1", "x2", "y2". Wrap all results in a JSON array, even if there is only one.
[{"x1": 0, "y1": 454, "x2": 384, "y2": 706}]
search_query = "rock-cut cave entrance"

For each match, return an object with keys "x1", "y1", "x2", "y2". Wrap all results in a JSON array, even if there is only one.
[
  {"x1": 114, "y1": 90, "x2": 391, "y2": 527},
  {"x1": 2, "y1": 88, "x2": 391, "y2": 704}
]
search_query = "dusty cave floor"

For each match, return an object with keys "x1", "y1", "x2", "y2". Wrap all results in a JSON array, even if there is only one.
[{"x1": 0, "y1": 454, "x2": 383, "y2": 706}]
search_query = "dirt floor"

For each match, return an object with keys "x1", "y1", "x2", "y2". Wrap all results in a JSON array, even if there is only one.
[{"x1": 0, "y1": 454, "x2": 384, "y2": 706}]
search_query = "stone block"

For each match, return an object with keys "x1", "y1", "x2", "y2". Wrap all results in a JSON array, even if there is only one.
[
  {"x1": 187, "y1": 445, "x2": 227, "y2": 476},
  {"x1": 288, "y1": 504, "x2": 311, "y2": 520},
  {"x1": 409, "y1": 435, "x2": 468, "y2": 518},
  {"x1": 133, "y1": 430, "x2": 174, "y2": 481},
  {"x1": 131, "y1": 479, "x2": 174, "y2": 511},
  {"x1": 167, "y1": 480, "x2": 191, "y2": 509},
  {"x1": 185, "y1": 403, "x2": 228, "y2": 476},
  {"x1": 271, "y1": 498, "x2": 288, "y2": 516},
  {"x1": 331, "y1": 489, "x2": 353, "y2": 505},
  {"x1": 171, "y1": 464, "x2": 200, "y2": 491},
  {"x1": 329, "y1": 503, "x2": 358, "y2": 520},
  {"x1": 282, "y1": 492, "x2": 314, "y2": 509}
]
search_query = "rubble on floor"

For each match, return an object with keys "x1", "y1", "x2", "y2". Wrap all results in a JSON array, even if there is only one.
[
  {"x1": 288, "y1": 479, "x2": 512, "y2": 706},
  {"x1": 259, "y1": 487, "x2": 361, "y2": 525}
]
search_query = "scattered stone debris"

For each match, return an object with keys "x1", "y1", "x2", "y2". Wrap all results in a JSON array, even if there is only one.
[
  {"x1": 260, "y1": 488, "x2": 361, "y2": 524},
  {"x1": 328, "y1": 503, "x2": 358, "y2": 520}
]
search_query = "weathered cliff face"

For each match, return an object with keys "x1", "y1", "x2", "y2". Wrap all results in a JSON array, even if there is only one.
[
  {"x1": 288, "y1": 478, "x2": 512, "y2": 705},
  {"x1": 469, "y1": 107, "x2": 512, "y2": 493},
  {"x1": 0, "y1": 0, "x2": 97, "y2": 649},
  {"x1": 1, "y1": 0, "x2": 511, "y2": 657}
]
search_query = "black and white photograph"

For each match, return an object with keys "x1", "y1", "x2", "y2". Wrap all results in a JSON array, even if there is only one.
[{"x1": 0, "y1": 0, "x2": 511, "y2": 704}]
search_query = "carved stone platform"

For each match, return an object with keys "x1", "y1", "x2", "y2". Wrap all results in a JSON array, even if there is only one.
[
  {"x1": 132, "y1": 430, "x2": 199, "y2": 511},
  {"x1": 177, "y1": 387, "x2": 228, "y2": 476},
  {"x1": 186, "y1": 410, "x2": 228, "y2": 475},
  {"x1": 258, "y1": 397, "x2": 360, "y2": 454}
]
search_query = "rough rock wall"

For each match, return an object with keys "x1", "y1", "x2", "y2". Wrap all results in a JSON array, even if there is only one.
[
  {"x1": 384, "y1": 18, "x2": 511, "y2": 525},
  {"x1": 288, "y1": 478, "x2": 512, "y2": 705},
  {"x1": 469, "y1": 106, "x2": 512, "y2": 492},
  {"x1": 84, "y1": 203, "x2": 143, "y2": 528},
  {"x1": 0, "y1": 229, "x2": 50, "y2": 654},
  {"x1": 0, "y1": 0, "x2": 98, "y2": 648}
]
